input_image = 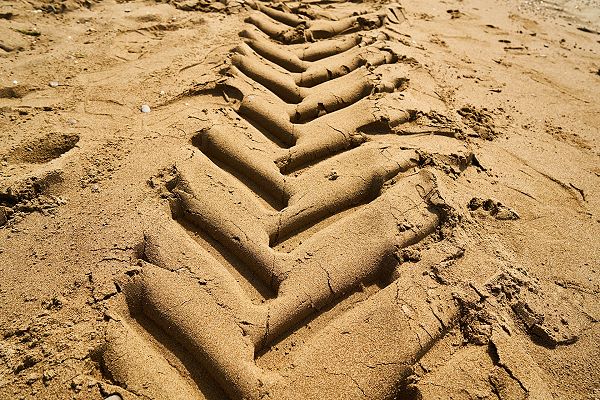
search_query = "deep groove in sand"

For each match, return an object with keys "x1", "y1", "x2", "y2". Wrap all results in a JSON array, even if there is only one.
[
  {"x1": 192, "y1": 134, "x2": 287, "y2": 212},
  {"x1": 176, "y1": 217, "x2": 276, "y2": 301},
  {"x1": 267, "y1": 177, "x2": 391, "y2": 251}
]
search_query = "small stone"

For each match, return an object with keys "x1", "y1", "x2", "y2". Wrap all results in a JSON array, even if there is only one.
[
  {"x1": 48, "y1": 81, "x2": 59, "y2": 88},
  {"x1": 91, "y1": 184, "x2": 100, "y2": 193},
  {"x1": 104, "y1": 394, "x2": 123, "y2": 400},
  {"x1": 140, "y1": 104, "x2": 151, "y2": 113}
]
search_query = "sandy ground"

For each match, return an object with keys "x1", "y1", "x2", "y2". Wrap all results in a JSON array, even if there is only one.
[{"x1": 0, "y1": 0, "x2": 599, "y2": 399}]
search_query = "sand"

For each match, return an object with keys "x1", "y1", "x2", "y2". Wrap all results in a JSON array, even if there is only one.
[{"x1": 0, "y1": 0, "x2": 599, "y2": 399}]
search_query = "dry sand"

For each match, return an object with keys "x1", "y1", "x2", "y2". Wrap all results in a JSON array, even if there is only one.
[{"x1": 0, "y1": 0, "x2": 599, "y2": 399}]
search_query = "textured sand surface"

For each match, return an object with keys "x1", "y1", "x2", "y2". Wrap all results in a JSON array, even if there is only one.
[{"x1": 0, "y1": 0, "x2": 599, "y2": 399}]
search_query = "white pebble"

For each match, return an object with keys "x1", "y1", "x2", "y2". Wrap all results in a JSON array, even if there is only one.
[
  {"x1": 140, "y1": 104, "x2": 151, "y2": 113},
  {"x1": 12, "y1": 80, "x2": 18, "y2": 85},
  {"x1": 49, "y1": 81, "x2": 59, "y2": 87},
  {"x1": 104, "y1": 395, "x2": 123, "y2": 400}
]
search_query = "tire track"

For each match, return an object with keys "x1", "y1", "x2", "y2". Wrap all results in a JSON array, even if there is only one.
[{"x1": 100, "y1": 3, "x2": 463, "y2": 399}]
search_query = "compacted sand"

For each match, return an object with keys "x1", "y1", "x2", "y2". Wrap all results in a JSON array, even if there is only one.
[{"x1": 0, "y1": 0, "x2": 599, "y2": 399}]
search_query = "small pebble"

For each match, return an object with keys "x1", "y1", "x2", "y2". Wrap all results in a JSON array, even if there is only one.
[
  {"x1": 49, "y1": 81, "x2": 59, "y2": 87},
  {"x1": 104, "y1": 395, "x2": 123, "y2": 400},
  {"x1": 12, "y1": 80, "x2": 18, "y2": 85},
  {"x1": 91, "y1": 184, "x2": 100, "y2": 193},
  {"x1": 140, "y1": 104, "x2": 151, "y2": 113}
]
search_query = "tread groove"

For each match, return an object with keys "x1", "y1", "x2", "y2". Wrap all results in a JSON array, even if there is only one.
[{"x1": 192, "y1": 133, "x2": 288, "y2": 212}]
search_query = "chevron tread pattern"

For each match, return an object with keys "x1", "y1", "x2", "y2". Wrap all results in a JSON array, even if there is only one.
[{"x1": 100, "y1": 3, "x2": 458, "y2": 399}]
